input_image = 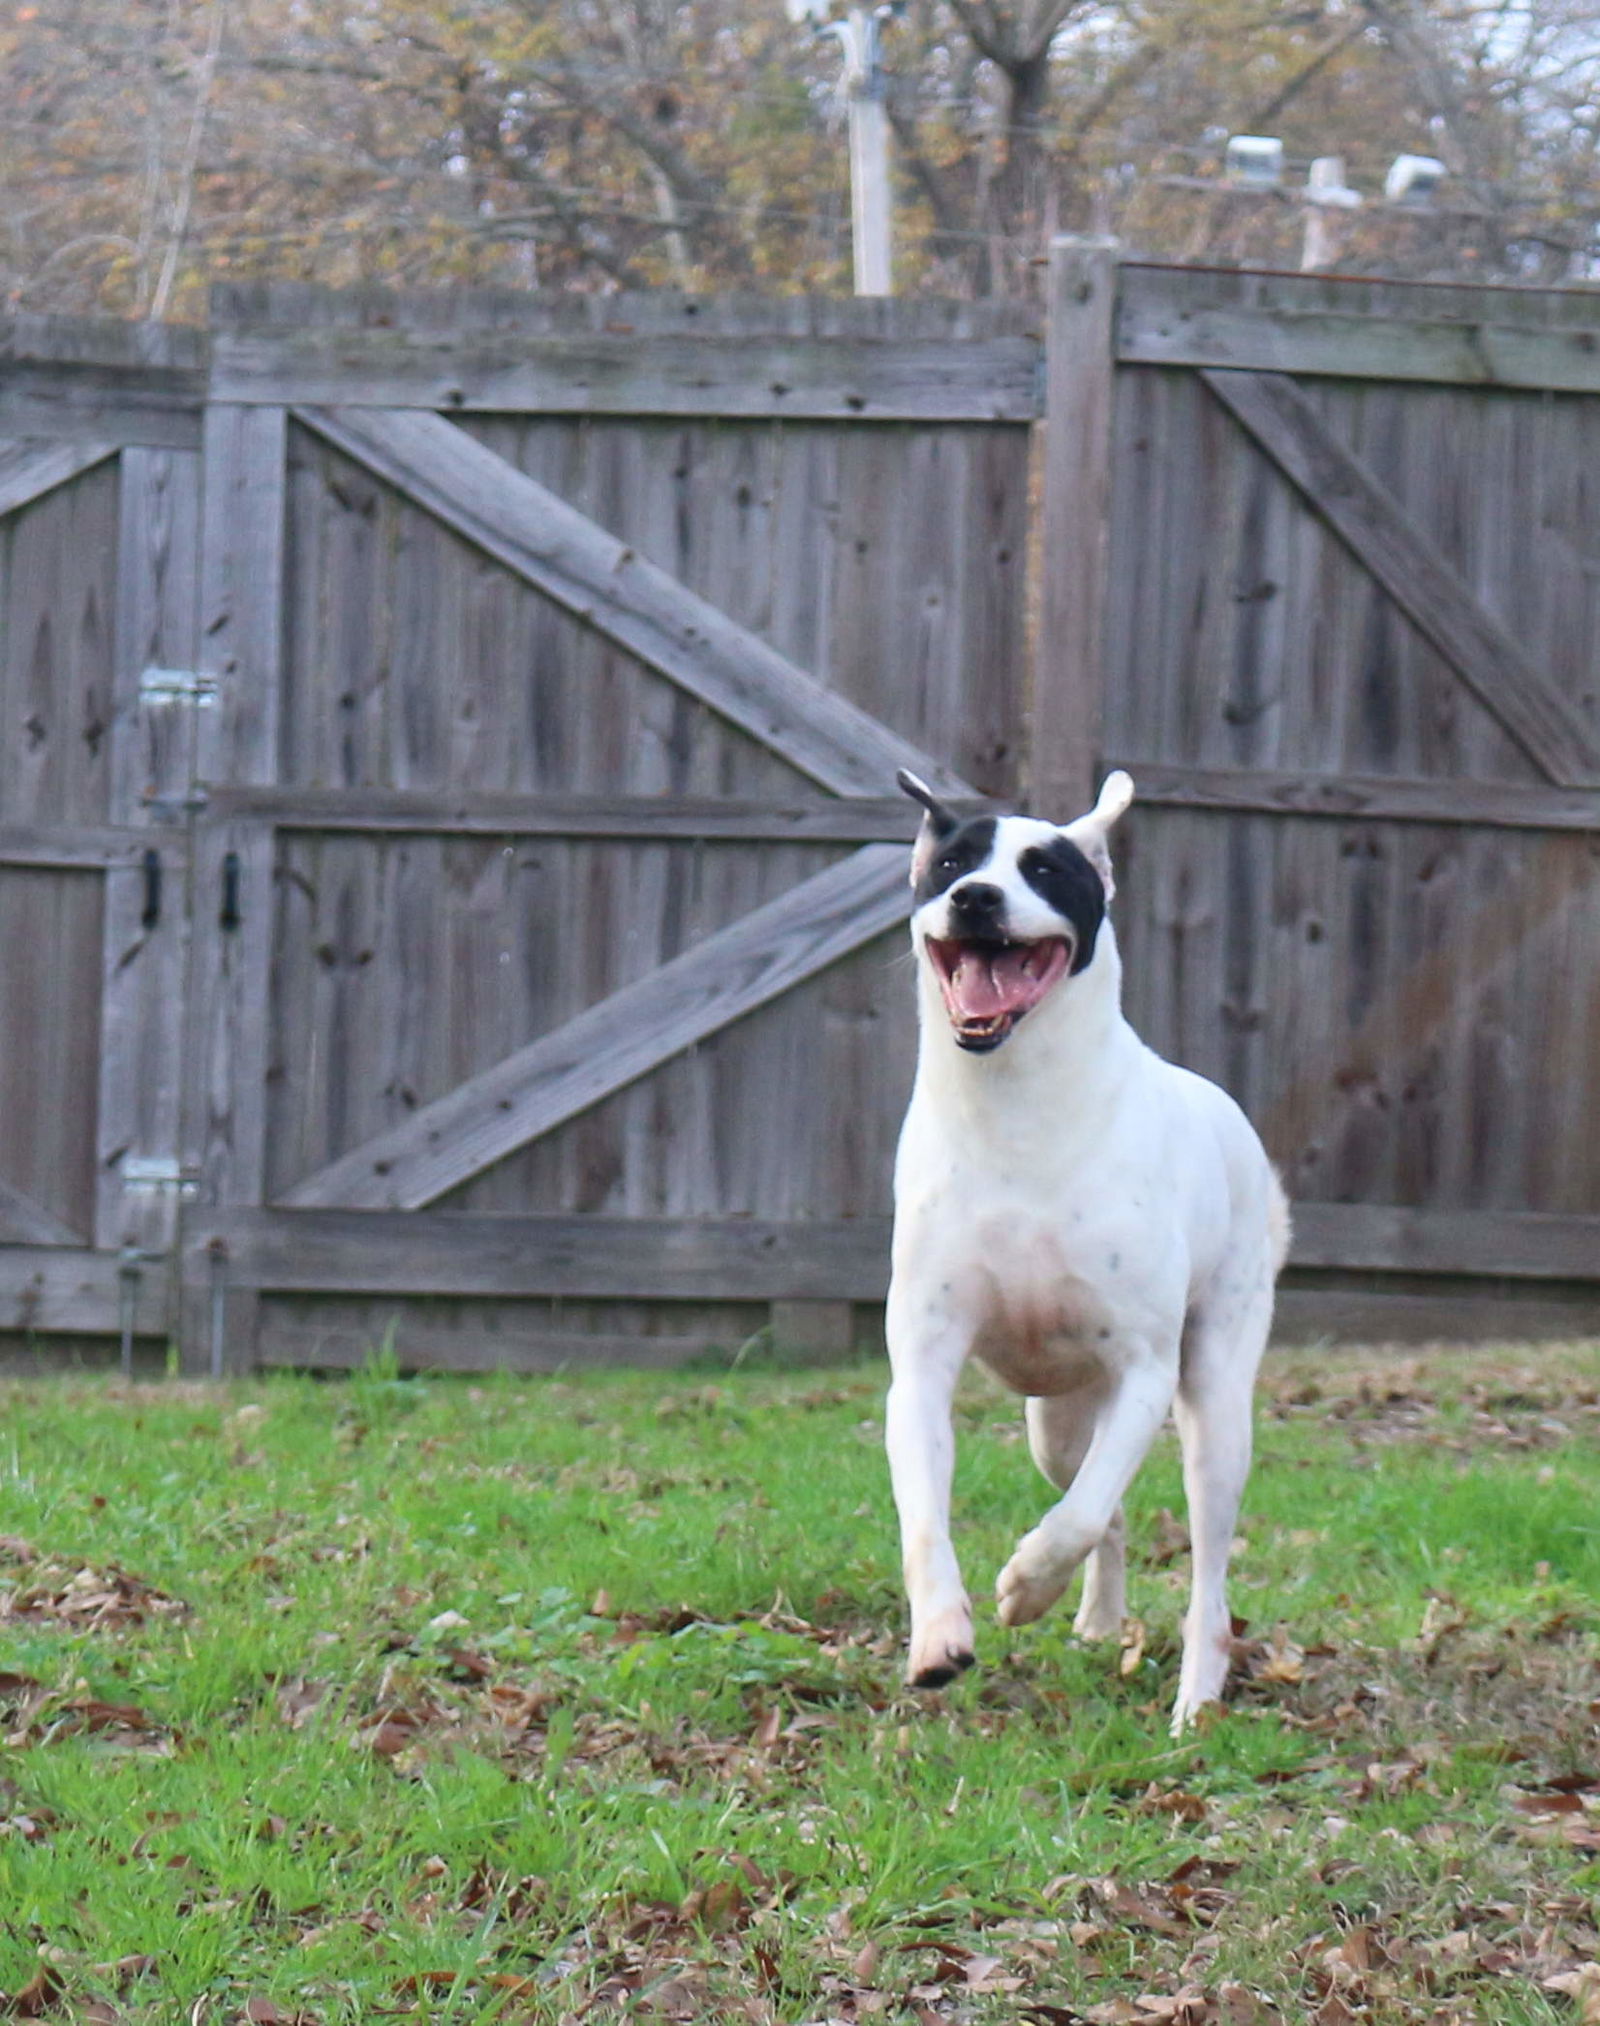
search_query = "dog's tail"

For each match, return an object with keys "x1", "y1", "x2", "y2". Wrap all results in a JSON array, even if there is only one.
[{"x1": 1266, "y1": 1167, "x2": 1293, "y2": 1278}]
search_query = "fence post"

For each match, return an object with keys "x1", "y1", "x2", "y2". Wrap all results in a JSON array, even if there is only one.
[
  {"x1": 95, "y1": 448, "x2": 204, "y2": 1348},
  {"x1": 177, "y1": 404, "x2": 287, "y2": 1374},
  {"x1": 1030, "y1": 235, "x2": 1119, "y2": 823}
]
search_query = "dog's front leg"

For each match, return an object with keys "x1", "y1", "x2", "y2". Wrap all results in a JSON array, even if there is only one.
[
  {"x1": 885, "y1": 1291, "x2": 974, "y2": 1688},
  {"x1": 997, "y1": 1352, "x2": 1175, "y2": 1630}
]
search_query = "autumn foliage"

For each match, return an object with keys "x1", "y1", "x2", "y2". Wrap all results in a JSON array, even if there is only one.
[{"x1": 2, "y1": 0, "x2": 1597, "y2": 317}]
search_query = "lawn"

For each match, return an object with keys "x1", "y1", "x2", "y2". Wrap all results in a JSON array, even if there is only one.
[{"x1": 2, "y1": 1342, "x2": 1600, "y2": 2025}]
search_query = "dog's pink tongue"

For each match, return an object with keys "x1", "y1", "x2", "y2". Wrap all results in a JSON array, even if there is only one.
[{"x1": 949, "y1": 947, "x2": 1030, "y2": 1019}]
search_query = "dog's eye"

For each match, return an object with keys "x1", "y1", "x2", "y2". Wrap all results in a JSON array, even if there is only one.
[{"x1": 937, "y1": 853, "x2": 961, "y2": 872}]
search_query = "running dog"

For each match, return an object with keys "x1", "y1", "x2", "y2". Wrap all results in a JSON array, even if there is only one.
[{"x1": 885, "y1": 769, "x2": 1289, "y2": 1733}]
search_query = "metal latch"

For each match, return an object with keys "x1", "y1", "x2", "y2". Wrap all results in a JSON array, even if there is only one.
[
  {"x1": 121, "y1": 1156, "x2": 197, "y2": 1196},
  {"x1": 139, "y1": 666, "x2": 218, "y2": 706},
  {"x1": 141, "y1": 788, "x2": 211, "y2": 820}
]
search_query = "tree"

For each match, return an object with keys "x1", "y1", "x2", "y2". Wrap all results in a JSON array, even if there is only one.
[{"x1": 0, "y1": 0, "x2": 1594, "y2": 316}]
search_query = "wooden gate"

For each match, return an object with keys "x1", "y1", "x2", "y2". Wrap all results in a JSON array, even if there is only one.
[
  {"x1": 157, "y1": 290, "x2": 1037, "y2": 1370},
  {"x1": 0, "y1": 394, "x2": 201, "y2": 1355},
  {"x1": 1040, "y1": 247, "x2": 1600, "y2": 1338}
]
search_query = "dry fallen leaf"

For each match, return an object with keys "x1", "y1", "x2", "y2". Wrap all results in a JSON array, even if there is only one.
[
  {"x1": 1, "y1": 1559, "x2": 186, "y2": 1629},
  {"x1": 1, "y1": 1961, "x2": 65, "y2": 2019},
  {"x1": 1247, "y1": 1624, "x2": 1305, "y2": 1687},
  {"x1": 1119, "y1": 1619, "x2": 1148, "y2": 1677},
  {"x1": 1096, "y1": 1878, "x2": 1192, "y2": 1939},
  {"x1": 1544, "y1": 1964, "x2": 1600, "y2": 2024},
  {"x1": 238, "y1": 2001, "x2": 319, "y2": 2026},
  {"x1": 1218, "y1": 1984, "x2": 1280, "y2": 2024},
  {"x1": 1137, "y1": 1783, "x2": 1208, "y2": 1824},
  {"x1": 1149, "y1": 1508, "x2": 1191, "y2": 1566}
]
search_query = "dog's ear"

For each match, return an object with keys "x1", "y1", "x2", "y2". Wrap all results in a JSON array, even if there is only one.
[
  {"x1": 1060, "y1": 770, "x2": 1134, "y2": 901},
  {"x1": 898, "y1": 769, "x2": 959, "y2": 887}
]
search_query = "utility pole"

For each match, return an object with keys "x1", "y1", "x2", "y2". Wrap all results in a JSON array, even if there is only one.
[
  {"x1": 788, "y1": 2, "x2": 897, "y2": 296},
  {"x1": 840, "y1": 8, "x2": 892, "y2": 295}
]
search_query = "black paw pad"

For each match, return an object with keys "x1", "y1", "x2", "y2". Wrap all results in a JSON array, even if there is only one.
[{"x1": 909, "y1": 1649, "x2": 975, "y2": 1690}]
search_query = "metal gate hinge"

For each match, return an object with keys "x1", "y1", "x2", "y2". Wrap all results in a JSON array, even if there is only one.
[
  {"x1": 139, "y1": 665, "x2": 218, "y2": 706},
  {"x1": 121, "y1": 1156, "x2": 198, "y2": 1196}
]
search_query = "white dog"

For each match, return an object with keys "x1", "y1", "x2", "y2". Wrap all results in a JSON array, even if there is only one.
[{"x1": 886, "y1": 769, "x2": 1289, "y2": 1732}]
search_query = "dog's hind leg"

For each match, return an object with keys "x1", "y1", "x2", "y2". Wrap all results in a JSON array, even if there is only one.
[
  {"x1": 1024, "y1": 1391, "x2": 1126, "y2": 1640},
  {"x1": 997, "y1": 1354, "x2": 1174, "y2": 1630},
  {"x1": 1169, "y1": 1276, "x2": 1273, "y2": 1733},
  {"x1": 886, "y1": 1293, "x2": 976, "y2": 1688}
]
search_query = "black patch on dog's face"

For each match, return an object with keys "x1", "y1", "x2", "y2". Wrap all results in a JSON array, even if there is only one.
[
  {"x1": 1017, "y1": 836, "x2": 1106, "y2": 974},
  {"x1": 912, "y1": 817, "x2": 998, "y2": 908}
]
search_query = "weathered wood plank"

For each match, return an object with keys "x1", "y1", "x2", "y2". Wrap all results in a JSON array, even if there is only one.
[
  {"x1": 1118, "y1": 261, "x2": 1600, "y2": 392},
  {"x1": 0, "y1": 1177, "x2": 83, "y2": 1247},
  {"x1": 204, "y1": 787, "x2": 992, "y2": 840},
  {"x1": 264, "y1": 1288, "x2": 1600, "y2": 1360},
  {"x1": 0, "y1": 316, "x2": 205, "y2": 447},
  {"x1": 211, "y1": 280, "x2": 1040, "y2": 341},
  {"x1": 1120, "y1": 302, "x2": 1600, "y2": 394},
  {"x1": 0, "y1": 871, "x2": 106, "y2": 1248},
  {"x1": 183, "y1": 1201, "x2": 1600, "y2": 1302},
  {"x1": 195, "y1": 406, "x2": 288, "y2": 791},
  {"x1": 1272, "y1": 1282, "x2": 1600, "y2": 1345},
  {"x1": 0, "y1": 824, "x2": 157, "y2": 867},
  {"x1": 257, "y1": 1324, "x2": 728, "y2": 1374},
  {"x1": 0, "y1": 450, "x2": 120, "y2": 1244},
  {"x1": 1032, "y1": 237, "x2": 1118, "y2": 818},
  {"x1": 182, "y1": 832, "x2": 276, "y2": 1199},
  {"x1": 1291, "y1": 1202, "x2": 1600, "y2": 1280},
  {"x1": 181, "y1": 404, "x2": 290, "y2": 1371},
  {"x1": 279, "y1": 842, "x2": 910, "y2": 1210},
  {"x1": 1, "y1": 312, "x2": 208, "y2": 371},
  {"x1": 294, "y1": 406, "x2": 973, "y2": 801},
  {"x1": 96, "y1": 449, "x2": 202, "y2": 1271},
  {"x1": 1120, "y1": 763, "x2": 1600, "y2": 833},
  {"x1": 0, "y1": 379, "x2": 200, "y2": 451},
  {"x1": 108, "y1": 450, "x2": 204, "y2": 829},
  {"x1": 0, "y1": 1245, "x2": 165, "y2": 1334},
  {"x1": 1122, "y1": 261, "x2": 1600, "y2": 330},
  {"x1": 179, "y1": 821, "x2": 275, "y2": 1371},
  {"x1": 187, "y1": 1209, "x2": 895, "y2": 1299},
  {"x1": 212, "y1": 331, "x2": 1042, "y2": 422},
  {"x1": 769, "y1": 1299, "x2": 857, "y2": 1356},
  {"x1": 0, "y1": 439, "x2": 120, "y2": 518},
  {"x1": 1201, "y1": 368, "x2": 1600, "y2": 788},
  {"x1": 0, "y1": 456, "x2": 120, "y2": 827}
]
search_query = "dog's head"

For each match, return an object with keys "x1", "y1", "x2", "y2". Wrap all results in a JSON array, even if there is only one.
[{"x1": 898, "y1": 769, "x2": 1134, "y2": 1053}]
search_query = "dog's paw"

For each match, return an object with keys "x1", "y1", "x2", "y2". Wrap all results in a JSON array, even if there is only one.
[
  {"x1": 907, "y1": 1605, "x2": 975, "y2": 1688},
  {"x1": 1170, "y1": 1624, "x2": 1233, "y2": 1731},
  {"x1": 995, "y1": 1534, "x2": 1073, "y2": 1627},
  {"x1": 1072, "y1": 1596, "x2": 1124, "y2": 1642},
  {"x1": 1168, "y1": 1690, "x2": 1224, "y2": 1737}
]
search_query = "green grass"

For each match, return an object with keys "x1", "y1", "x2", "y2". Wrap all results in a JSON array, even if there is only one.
[{"x1": 3, "y1": 1343, "x2": 1600, "y2": 2023}]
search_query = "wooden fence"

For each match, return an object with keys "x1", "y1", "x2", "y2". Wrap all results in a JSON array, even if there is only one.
[{"x1": 1, "y1": 260, "x2": 1597, "y2": 1369}]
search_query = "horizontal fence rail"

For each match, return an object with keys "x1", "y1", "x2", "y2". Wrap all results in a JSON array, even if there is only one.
[{"x1": 184, "y1": 1204, "x2": 1600, "y2": 1302}]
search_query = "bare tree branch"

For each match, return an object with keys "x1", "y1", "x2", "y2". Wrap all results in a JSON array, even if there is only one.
[{"x1": 149, "y1": 0, "x2": 227, "y2": 319}]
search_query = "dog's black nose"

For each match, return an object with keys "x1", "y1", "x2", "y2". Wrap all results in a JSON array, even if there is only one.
[{"x1": 948, "y1": 881, "x2": 1005, "y2": 931}]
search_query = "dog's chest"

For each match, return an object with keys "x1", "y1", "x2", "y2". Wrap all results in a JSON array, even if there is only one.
[{"x1": 961, "y1": 1219, "x2": 1121, "y2": 1396}]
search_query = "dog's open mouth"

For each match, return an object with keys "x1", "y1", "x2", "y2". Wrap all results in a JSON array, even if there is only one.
[{"x1": 924, "y1": 936, "x2": 1071, "y2": 1051}]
